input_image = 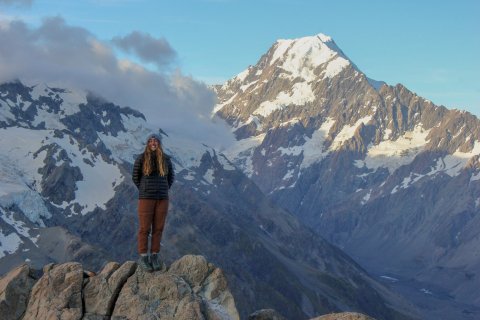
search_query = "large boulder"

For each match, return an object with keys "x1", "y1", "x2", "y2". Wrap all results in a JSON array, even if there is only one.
[
  {"x1": 112, "y1": 255, "x2": 240, "y2": 320},
  {"x1": 0, "y1": 264, "x2": 36, "y2": 320},
  {"x1": 169, "y1": 255, "x2": 239, "y2": 320},
  {"x1": 83, "y1": 261, "x2": 136, "y2": 317},
  {"x1": 23, "y1": 262, "x2": 84, "y2": 320}
]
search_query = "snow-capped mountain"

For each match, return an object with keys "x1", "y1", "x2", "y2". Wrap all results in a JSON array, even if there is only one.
[
  {"x1": 0, "y1": 80, "x2": 417, "y2": 319},
  {"x1": 214, "y1": 33, "x2": 480, "y2": 319}
]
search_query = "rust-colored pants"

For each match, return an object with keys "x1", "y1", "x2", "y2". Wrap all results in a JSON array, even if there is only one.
[{"x1": 137, "y1": 199, "x2": 169, "y2": 254}]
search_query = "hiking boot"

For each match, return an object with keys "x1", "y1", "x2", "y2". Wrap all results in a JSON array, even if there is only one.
[
  {"x1": 150, "y1": 253, "x2": 163, "y2": 271},
  {"x1": 138, "y1": 255, "x2": 153, "y2": 272}
]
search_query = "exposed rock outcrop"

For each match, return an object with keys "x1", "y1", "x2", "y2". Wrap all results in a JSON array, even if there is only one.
[
  {"x1": 248, "y1": 308, "x2": 288, "y2": 320},
  {"x1": 0, "y1": 255, "x2": 240, "y2": 320},
  {"x1": 0, "y1": 264, "x2": 37, "y2": 320},
  {"x1": 23, "y1": 262, "x2": 84, "y2": 320},
  {"x1": 83, "y1": 261, "x2": 136, "y2": 317},
  {"x1": 112, "y1": 255, "x2": 239, "y2": 320},
  {"x1": 311, "y1": 312, "x2": 376, "y2": 320}
]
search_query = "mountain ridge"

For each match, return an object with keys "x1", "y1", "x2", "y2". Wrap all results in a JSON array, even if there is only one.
[
  {"x1": 0, "y1": 80, "x2": 417, "y2": 319},
  {"x1": 214, "y1": 33, "x2": 480, "y2": 320}
]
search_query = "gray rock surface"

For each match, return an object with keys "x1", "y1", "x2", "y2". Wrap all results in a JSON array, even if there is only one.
[
  {"x1": 0, "y1": 264, "x2": 36, "y2": 320},
  {"x1": 23, "y1": 262, "x2": 84, "y2": 320},
  {"x1": 248, "y1": 308, "x2": 287, "y2": 320},
  {"x1": 112, "y1": 255, "x2": 240, "y2": 320},
  {"x1": 311, "y1": 312, "x2": 376, "y2": 320},
  {"x1": 1, "y1": 256, "x2": 240, "y2": 320},
  {"x1": 168, "y1": 255, "x2": 239, "y2": 320},
  {"x1": 83, "y1": 261, "x2": 136, "y2": 317}
]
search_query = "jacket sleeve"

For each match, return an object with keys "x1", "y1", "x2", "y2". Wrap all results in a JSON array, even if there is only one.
[
  {"x1": 132, "y1": 155, "x2": 143, "y2": 189},
  {"x1": 166, "y1": 156, "x2": 175, "y2": 188}
]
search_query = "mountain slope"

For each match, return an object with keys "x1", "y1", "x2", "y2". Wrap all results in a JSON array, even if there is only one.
[
  {"x1": 214, "y1": 33, "x2": 480, "y2": 319},
  {"x1": 0, "y1": 80, "x2": 417, "y2": 319}
]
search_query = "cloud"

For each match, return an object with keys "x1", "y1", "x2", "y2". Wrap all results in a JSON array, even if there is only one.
[
  {"x1": 0, "y1": 0, "x2": 32, "y2": 6},
  {"x1": 0, "y1": 16, "x2": 234, "y2": 148},
  {"x1": 112, "y1": 31, "x2": 176, "y2": 69}
]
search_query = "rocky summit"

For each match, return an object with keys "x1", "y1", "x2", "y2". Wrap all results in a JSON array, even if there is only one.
[
  {"x1": 0, "y1": 255, "x2": 240, "y2": 320},
  {"x1": 0, "y1": 255, "x2": 379, "y2": 320}
]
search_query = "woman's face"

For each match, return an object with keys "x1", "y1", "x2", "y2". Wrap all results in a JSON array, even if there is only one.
[{"x1": 148, "y1": 138, "x2": 159, "y2": 151}]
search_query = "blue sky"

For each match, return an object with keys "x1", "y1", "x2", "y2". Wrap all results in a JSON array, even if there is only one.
[{"x1": 1, "y1": 0, "x2": 479, "y2": 116}]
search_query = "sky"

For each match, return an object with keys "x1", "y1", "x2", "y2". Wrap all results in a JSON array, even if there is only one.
[{"x1": 0, "y1": 0, "x2": 479, "y2": 139}]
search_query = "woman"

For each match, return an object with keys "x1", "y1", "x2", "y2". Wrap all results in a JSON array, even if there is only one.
[{"x1": 132, "y1": 133, "x2": 174, "y2": 272}]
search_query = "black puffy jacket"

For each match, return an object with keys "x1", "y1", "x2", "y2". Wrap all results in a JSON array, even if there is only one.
[{"x1": 132, "y1": 153, "x2": 174, "y2": 199}]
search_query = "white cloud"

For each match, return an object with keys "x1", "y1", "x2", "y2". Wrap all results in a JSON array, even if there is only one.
[{"x1": 0, "y1": 16, "x2": 235, "y2": 148}]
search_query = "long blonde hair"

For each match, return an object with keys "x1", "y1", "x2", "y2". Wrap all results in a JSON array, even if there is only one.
[{"x1": 142, "y1": 144, "x2": 167, "y2": 176}]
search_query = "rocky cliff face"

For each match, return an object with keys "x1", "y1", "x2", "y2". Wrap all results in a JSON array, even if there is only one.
[
  {"x1": 0, "y1": 255, "x2": 239, "y2": 320},
  {"x1": 0, "y1": 80, "x2": 417, "y2": 320},
  {"x1": 214, "y1": 34, "x2": 480, "y2": 319}
]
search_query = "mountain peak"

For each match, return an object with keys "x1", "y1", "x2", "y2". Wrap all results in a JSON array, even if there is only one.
[
  {"x1": 275, "y1": 32, "x2": 333, "y2": 45},
  {"x1": 215, "y1": 33, "x2": 358, "y2": 121},
  {"x1": 268, "y1": 33, "x2": 351, "y2": 79}
]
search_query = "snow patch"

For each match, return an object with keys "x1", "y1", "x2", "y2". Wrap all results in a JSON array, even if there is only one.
[
  {"x1": 98, "y1": 114, "x2": 150, "y2": 163},
  {"x1": 0, "y1": 99, "x2": 16, "y2": 121},
  {"x1": 282, "y1": 169, "x2": 295, "y2": 181},
  {"x1": 203, "y1": 169, "x2": 215, "y2": 184},
  {"x1": 0, "y1": 128, "x2": 53, "y2": 223},
  {"x1": 166, "y1": 135, "x2": 213, "y2": 170},
  {"x1": 383, "y1": 128, "x2": 392, "y2": 140},
  {"x1": 31, "y1": 106, "x2": 68, "y2": 130},
  {"x1": 240, "y1": 80, "x2": 258, "y2": 92},
  {"x1": 361, "y1": 190, "x2": 372, "y2": 205},
  {"x1": 183, "y1": 171, "x2": 195, "y2": 181},
  {"x1": 234, "y1": 68, "x2": 250, "y2": 83},
  {"x1": 0, "y1": 189, "x2": 51, "y2": 226},
  {"x1": 217, "y1": 154, "x2": 236, "y2": 171},
  {"x1": 30, "y1": 84, "x2": 86, "y2": 116},
  {"x1": 322, "y1": 56, "x2": 350, "y2": 78},
  {"x1": 212, "y1": 92, "x2": 238, "y2": 114},
  {"x1": 426, "y1": 141, "x2": 480, "y2": 178},
  {"x1": 279, "y1": 118, "x2": 301, "y2": 127},
  {"x1": 301, "y1": 118, "x2": 335, "y2": 169},
  {"x1": 421, "y1": 288, "x2": 433, "y2": 295},
  {"x1": 0, "y1": 209, "x2": 37, "y2": 243},
  {"x1": 52, "y1": 135, "x2": 124, "y2": 215},
  {"x1": 391, "y1": 185, "x2": 399, "y2": 194},
  {"x1": 471, "y1": 172, "x2": 480, "y2": 182},
  {"x1": 223, "y1": 133, "x2": 266, "y2": 177},
  {"x1": 241, "y1": 115, "x2": 263, "y2": 131},
  {"x1": 364, "y1": 125, "x2": 431, "y2": 173},
  {"x1": 0, "y1": 127, "x2": 123, "y2": 216},
  {"x1": 253, "y1": 81, "x2": 315, "y2": 118},
  {"x1": 277, "y1": 146, "x2": 303, "y2": 156},
  {"x1": 354, "y1": 160, "x2": 365, "y2": 168},
  {"x1": 380, "y1": 275, "x2": 399, "y2": 282},
  {"x1": 0, "y1": 229, "x2": 22, "y2": 259},
  {"x1": 330, "y1": 116, "x2": 372, "y2": 150}
]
